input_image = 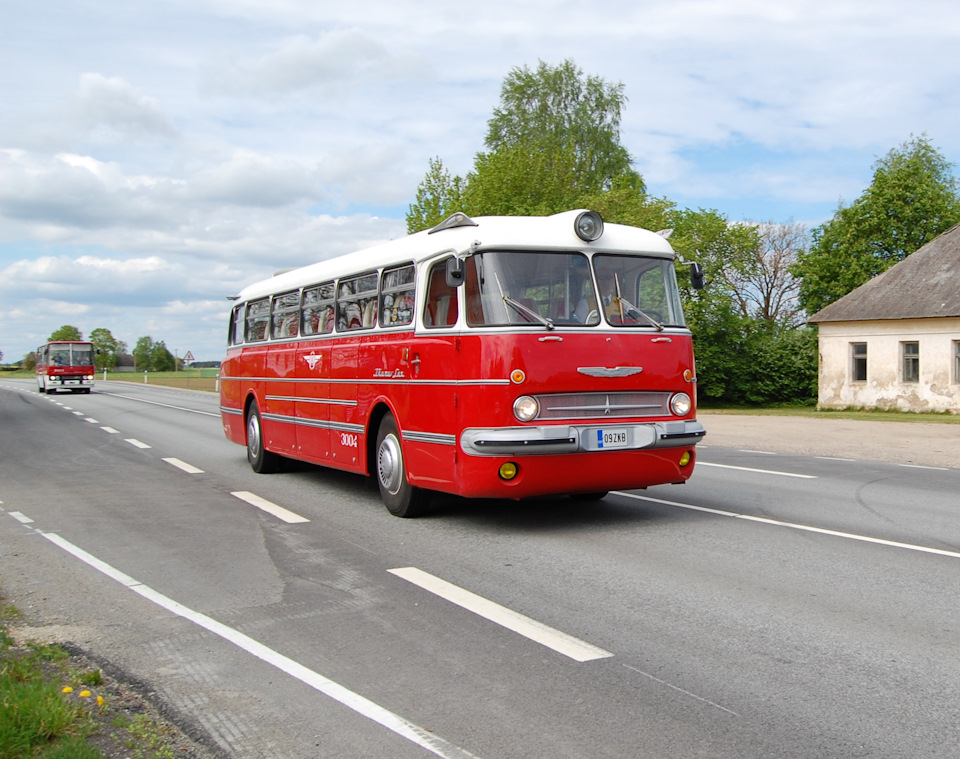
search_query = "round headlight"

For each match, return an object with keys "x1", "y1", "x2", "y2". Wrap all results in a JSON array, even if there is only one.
[
  {"x1": 574, "y1": 211, "x2": 604, "y2": 242},
  {"x1": 670, "y1": 392, "x2": 692, "y2": 416},
  {"x1": 513, "y1": 395, "x2": 540, "y2": 422}
]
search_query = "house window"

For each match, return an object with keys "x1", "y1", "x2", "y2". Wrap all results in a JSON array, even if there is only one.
[
  {"x1": 851, "y1": 343, "x2": 867, "y2": 382},
  {"x1": 902, "y1": 342, "x2": 920, "y2": 383},
  {"x1": 954, "y1": 340, "x2": 960, "y2": 383}
]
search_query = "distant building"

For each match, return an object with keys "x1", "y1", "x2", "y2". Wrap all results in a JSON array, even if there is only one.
[
  {"x1": 115, "y1": 353, "x2": 136, "y2": 373},
  {"x1": 807, "y1": 223, "x2": 960, "y2": 413}
]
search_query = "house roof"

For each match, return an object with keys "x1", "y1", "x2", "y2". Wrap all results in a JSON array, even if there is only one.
[{"x1": 807, "y1": 222, "x2": 960, "y2": 324}]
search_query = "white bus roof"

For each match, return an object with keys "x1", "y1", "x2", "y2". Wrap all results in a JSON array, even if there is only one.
[{"x1": 233, "y1": 209, "x2": 677, "y2": 302}]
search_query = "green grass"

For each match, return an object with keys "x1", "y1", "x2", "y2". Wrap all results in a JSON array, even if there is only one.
[
  {"x1": 0, "y1": 596, "x2": 196, "y2": 759},
  {"x1": 0, "y1": 617, "x2": 98, "y2": 759}
]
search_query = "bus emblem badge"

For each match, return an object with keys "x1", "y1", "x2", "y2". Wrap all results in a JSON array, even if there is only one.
[{"x1": 303, "y1": 353, "x2": 321, "y2": 370}]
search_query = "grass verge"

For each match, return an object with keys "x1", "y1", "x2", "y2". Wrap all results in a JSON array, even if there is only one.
[{"x1": 0, "y1": 595, "x2": 220, "y2": 759}]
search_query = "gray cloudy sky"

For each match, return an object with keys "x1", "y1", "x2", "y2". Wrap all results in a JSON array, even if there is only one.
[{"x1": 2, "y1": 0, "x2": 959, "y2": 362}]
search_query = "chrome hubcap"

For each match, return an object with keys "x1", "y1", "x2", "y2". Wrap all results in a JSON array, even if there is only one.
[
  {"x1": 247, "y1": 414, "x2": 261, "y2": 457},
  {"x1": 378, "y1": 434, "x2": 403, "y2": 495}
]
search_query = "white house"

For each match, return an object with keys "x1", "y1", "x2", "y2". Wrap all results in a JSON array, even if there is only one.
[{"x1": 807, "y1": 223, "x2": 960, "y2": 413}]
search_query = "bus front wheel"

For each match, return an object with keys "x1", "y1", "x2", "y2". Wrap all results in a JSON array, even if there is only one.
[
  {"x1": 246, "y1": 402, "x2": 281, "y2": 474},
  {"x1": 375, "y1": 414, "x2": 430, "y2": 518}
]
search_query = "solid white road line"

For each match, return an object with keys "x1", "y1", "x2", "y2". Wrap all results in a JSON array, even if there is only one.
[
  {"x1": 231, "y1": 491, "x2": 309, "y2": 523},
  {"x1": 162, "y1": 457, "x2": 205, "y2": 474},
  {"x1": 696, "y1": 461, "x2": 817, "y2": 478},
  {"x1": 38, "y1": 531, "x2": 480, "y2": 759},
  {"x1": 614, "y1": 492, "x2": 960, "y2": 560},
  {"x1": 389, "y1": 566, "x2": 613, "y2": 663},
  {"x1": 108, "y1": 392, "x2": 220, "y2": 417}
]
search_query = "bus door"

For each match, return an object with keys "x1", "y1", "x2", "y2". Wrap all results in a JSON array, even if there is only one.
[
  {"x1": 261, "y1": 292, "x2": 300, "y2": 454},
  {"x1": 400, "y1": 258, "x2": 461, "y2": 491},
  {"x1": 328, "y1": 273, "x2": 378, "y2": 471},
  {"x1": 295, "y1": 283, "x2": 335, "y2": 464}
]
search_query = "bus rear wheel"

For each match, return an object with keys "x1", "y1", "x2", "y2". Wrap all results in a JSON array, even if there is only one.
[
  {"x1": 246, "y1": 401, "x2": 281, "y2": 474},
  {"x1": 376, "y1": 414, "x2": 430, "y2": 518}
]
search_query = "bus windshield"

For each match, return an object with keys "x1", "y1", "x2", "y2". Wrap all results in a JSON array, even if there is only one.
[
  {"x1": 49, "y1": 344, "x2": 94, "y2": 367},
  {"x1": 464, "y1": 251, "x2": 686, "y2": 328}
]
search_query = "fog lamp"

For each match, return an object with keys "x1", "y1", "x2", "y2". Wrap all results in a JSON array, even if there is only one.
[
  {"x1": 679, "y1": 451, "x2": 692, "y2": 467},
  {"x1": 499, "y1": 462, "x2": 518, "y2": 480}
]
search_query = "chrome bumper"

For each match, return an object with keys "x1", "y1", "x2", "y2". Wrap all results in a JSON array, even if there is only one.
[{"x1": 460, "y1": 420, "x2": 705, "y2": 456}]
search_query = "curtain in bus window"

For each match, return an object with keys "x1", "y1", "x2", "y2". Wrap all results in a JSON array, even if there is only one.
[
  {"x1": 337, "y1": 273, "x2": 378, "y2": 331},
  {"x1": 381, "y1": 264, "x2": 415, "y2": 327},
  {"x1": 246, "y1": 299, "x2": 270, "y2": 341},
  {"x1": 272, "y1": 290, "x2": 300, "y2": 339},
  {"x1": 302, "y1": 283, "x2": 335, "y2": 336}
]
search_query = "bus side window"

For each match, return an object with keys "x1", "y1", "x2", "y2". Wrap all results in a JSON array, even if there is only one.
[
  {"x1": 272, "y1": 290, "x2": 300, "y2": 339},
  {"x1": 302, "y1": 282, "x2": 335, "y2": 336},
  {"x1": 337, "y1": 273, "x2": 379, "y2": 331},
  {"x1": 381, "y1": 263, "x2": 416, "y2": 328},
  {"x1": 423, "y1": 259, "x2": 459, "y2": 327},
  {"x1": 230, "y1": 306, "x2": 244, "y2": 345},
  {"x1": 246, "y1": 298, "x2": 270, "y2": 342}
]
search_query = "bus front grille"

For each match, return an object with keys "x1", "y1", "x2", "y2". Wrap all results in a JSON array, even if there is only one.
[{"x1": 533, "y1": 392, "x2": 671, "y2": 420}]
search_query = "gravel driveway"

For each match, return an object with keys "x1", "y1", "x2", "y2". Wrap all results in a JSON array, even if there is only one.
[{"x1": 698, "y1": 411, "x2": 960, "y2": 469}]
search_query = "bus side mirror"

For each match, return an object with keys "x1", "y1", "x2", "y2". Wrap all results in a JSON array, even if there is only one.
[
  {"x1": 445, "y1": 257, "x2": 465, "y2": 288},
  {"x1": 689, "y1": 262, "x2": 705, "y2": 290}
]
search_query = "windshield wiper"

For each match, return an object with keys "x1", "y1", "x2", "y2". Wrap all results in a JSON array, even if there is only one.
[
  {"x1": 615, "y1": 296, "x2": 663, "y2": 331},
  {"x1": 494, "y1": 274, "x2": 555, "y2": 330},
  {"x1": 612, "y1": 274, "x2": 663, "y2": 331}
]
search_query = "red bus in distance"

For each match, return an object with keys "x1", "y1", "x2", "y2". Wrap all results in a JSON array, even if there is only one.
[
  {"x1": 36, "y1": 341, "x2": 96, "y2": 394},
  {"x1": 220, "y1": 210, "x2": 705, "y2": 517}
]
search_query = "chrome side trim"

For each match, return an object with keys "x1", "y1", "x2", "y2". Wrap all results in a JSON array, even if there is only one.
[
  {"x1": 402, "y1": 431, "x2": 457, "y2": 446},
  {"x1": 266, "y1": 394, "x2": 358, "y2": 406}
]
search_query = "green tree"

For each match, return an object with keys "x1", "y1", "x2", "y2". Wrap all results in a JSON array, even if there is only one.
[
  {"x1": 406, "y1": 59, "x2": 642, "y2": 231},
  {"x1": 150, "y1": 341, "x2": 175, "y2": 372},
  {"x1": 483, "y1": 59, "x2": 639, "y2": 196},
  {"x1": 48, "y1": 325, "x2": 83, "y2": 341},
  {"x1": 795, "y1": 134, "x2": 960, "y2": 314},
  {"x1": 406, "y1": 157, "x2": 465, "y2": 233},
  {"x1": 132, "y1": 336, "x2": 154, "y2": 370},
  {"x1": 22, "y1": 351, "x2": 36, "y2": 371},
  {"x1": 664, "y1": 208, "x2": 763, "y2": 402},
  {"x1": 89, "y1": 328, "x2": 127, "y2": 370}
]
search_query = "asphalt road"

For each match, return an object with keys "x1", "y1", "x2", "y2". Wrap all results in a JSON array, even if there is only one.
[{"x1": 2, "y1": 378, "x2": 959, "y2": 758}]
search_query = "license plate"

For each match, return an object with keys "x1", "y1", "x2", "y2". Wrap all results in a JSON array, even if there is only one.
[{"x1": 595, "y1": 429, "x2": 628, "y2": 449}]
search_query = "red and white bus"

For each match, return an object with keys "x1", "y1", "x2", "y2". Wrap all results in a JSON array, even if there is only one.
[
  {"x1": 36, "y1": 340, "x2": 96, "y2": 394},
  {"x1": 220, "y1": 210, "x2": 705, "y2": 517}
]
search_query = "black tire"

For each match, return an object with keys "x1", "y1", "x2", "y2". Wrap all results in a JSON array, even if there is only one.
[
  {"x1": 375, "y1": 414, "x2": 430, "y2": 517},
  {"x1": 246, "y1": 402, "x2": 281, "y2": 474}
]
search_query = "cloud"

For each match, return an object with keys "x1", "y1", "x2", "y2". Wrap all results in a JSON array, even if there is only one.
[
  {"x1": 73, "y1": 73, "x2": 179, "y2": 142},
  {"x1": 203, "y1": 29, "x2": 432, "y2": 98}
]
